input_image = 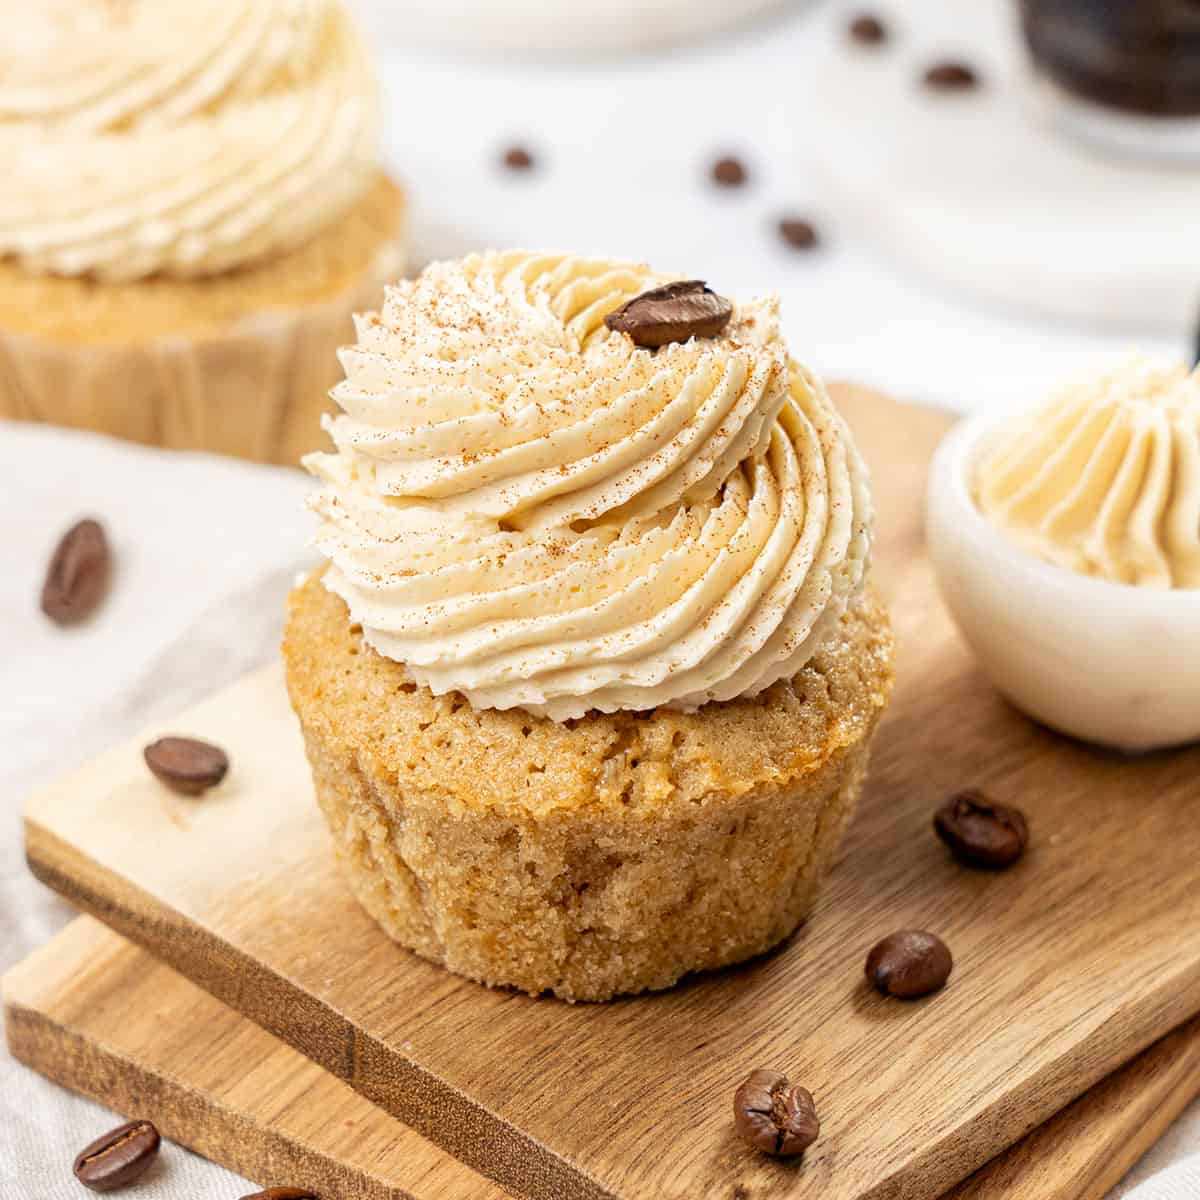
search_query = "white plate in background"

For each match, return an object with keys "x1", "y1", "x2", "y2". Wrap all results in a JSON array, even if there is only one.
[
  {"x1": 803, "y1": 0, "x2": 1200, "y2": 334},
  {"x1": 345, "y1": 0, "x2": 797, "y2": 55}
]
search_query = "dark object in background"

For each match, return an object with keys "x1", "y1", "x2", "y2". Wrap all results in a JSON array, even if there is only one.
[
  {"x1": 848, "y1": 13, "x2": 888, "y2": 45},
  {"x1": 865, "y1": 931, "x2": 953, "y2": 998},
  {"x1": 501, "y1": 145, "x2": 536, "y2": 171},
  {"x1": 1020, "y1": 0, "x2": 1200, "y2": 116},
  {"x1": 73, "y1": 1120, "x2": 160, "y2": 1192},
  {"x1": 732, "y1": 1070, "x2": 820, "y2": 1157},
  {"x1": 924, "y1": 61, "x2": 981, "y2": 92},
  {"x1": 144, "y1": 736, "x2": 230, "y2": 796},
  {"x1": 935, "y1": 790, "x2": 1029, "y2": 869},
  {"x1": 778, "y1": 218, "x2": 821, "y2": 250},
  {"x1": 604, "y1": 281, "x2": 733, "y2": 348},
  {"x1": 711, "y1": 155, "x2": 749, "y2": 187},
  {"x1": 41, "y1": 518, "x2": 111, "y2": 626}
]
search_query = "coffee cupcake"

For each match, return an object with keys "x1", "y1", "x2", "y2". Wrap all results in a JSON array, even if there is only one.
[
  {"x1": 0, "y1": 0, "x2": 405, "y2": 466},
  {"x1": 284, "y1": 252, "x2": 894, "y2": 1000}
]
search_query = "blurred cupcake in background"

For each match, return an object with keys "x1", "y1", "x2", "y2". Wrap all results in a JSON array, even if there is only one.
[{"x1": 0, "y1": 0, "x2": 405, "y2": 465}]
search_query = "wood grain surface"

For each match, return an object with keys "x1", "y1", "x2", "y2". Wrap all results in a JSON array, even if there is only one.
[
  {"x1": 7, "y1": 917, "x2": 1200, "y2": 1200},
  {"x1": 23, "y1": 387, "x2": 1200, "y2": 1200}
]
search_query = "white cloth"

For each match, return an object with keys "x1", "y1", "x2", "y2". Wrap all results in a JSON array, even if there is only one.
[
  {"x1": 2, "y1": 2, "x2": 1197, "y2": 1195},
  {"x1": 1, "y1": 423, "x2": 311, "y2": 1198}
]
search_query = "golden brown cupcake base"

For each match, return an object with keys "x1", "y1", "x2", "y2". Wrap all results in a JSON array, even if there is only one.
[
  {"x1": 283, "y1": 572, "x2": 894, "y2": 1002},
  {"x1": 0, "y1": 174, "x2": 405, "y2": 465}
]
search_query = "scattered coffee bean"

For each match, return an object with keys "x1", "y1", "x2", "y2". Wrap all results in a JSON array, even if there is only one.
[
  {"x1": 778, "y1": 218, "x2": 820, "y2": 251},
  {"x1": 239, "y1": 1189, "x2": 320, "y2": 1199},
  {"x1": 41, "y1": 518, "x2": 111, "y2": 626},
  {"x1": 866, "y1": 930, "x2": 953, "y2": 999},
  {"x1": 605, "y1": 281, "x2": 733, "y2": 349},
  {"x1": 73, "y1": 1120, "x2": 160, "y2": 1193},
  {"x1": 848, "y1": 13, "x2": 888, "y2": 45},
  {"x1": 923, "y1": 60, "x2": 980, "y2": 91},
  {"x1": 733, "y1": 1069, "x2": 820, "y2": 1157},
  {"x1": 501, "y1": 145, "x2": 535, "y2": 171},
  {"x1": 143, "y1": 736, "x2": 229, "y2": 796},
  {"x1": 711, "y1": 155, "x2": 749, "y2": 187},
  {"x1": 935, "y1": 790, "x2": 1029, "y2": 869}
]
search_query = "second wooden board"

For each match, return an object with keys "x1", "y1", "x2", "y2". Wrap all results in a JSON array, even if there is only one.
[
  {"x1": 24, "y1": 388, "x2": 1200, "y2": 1200},
  {"x1": 7, "y1": 916, "x2": 1200, "y2": 1200}
]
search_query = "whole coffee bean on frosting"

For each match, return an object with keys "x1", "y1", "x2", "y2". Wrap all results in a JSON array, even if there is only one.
[
  {"x1": 239, "y1": 1189, "x2": 320, "y2": 1199},
  {"x1": 41, "y1": 518, "x2": 111, "y2": 626},
  {"x1": 733, "y1": 1069, "x2": 820, "y2": 1157},
  {"x1": 73, "y1": 1119, "x2": 160, "y2": 1192},
  {"x1": 935, "y1": 790, "x2": 1029, "y2": 869},
  {"x1": 604, "y1": 281, "x2": 733, "y2": 349},
  {"x1": 866, "y1": 930, "x2": 953, "y2": 998},
  {"x1": 144, "y1": 736, "x2": 229, "y2": 797}
]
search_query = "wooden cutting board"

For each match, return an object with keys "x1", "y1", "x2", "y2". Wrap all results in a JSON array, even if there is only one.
[
  {"x1": 7, "y1": 917, "x2": 1200, "y2": 1200},
  {"x1": 23, "y1": 387, "x2": 1200, "y2": 1200}
]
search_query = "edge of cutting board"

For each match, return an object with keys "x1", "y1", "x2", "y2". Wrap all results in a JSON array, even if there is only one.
[
  {"x1": 5, "y1": 918, "x2": 1200, "y2": 1200},
  {"x1": 2, "y1": 917, "x2": 510, "y2": 1200}
]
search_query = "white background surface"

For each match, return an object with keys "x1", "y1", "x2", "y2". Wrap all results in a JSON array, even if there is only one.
[
  {"x1": 809, "y1": 0, "x2": 1200, "y2": 332},
  {"x1": 2, "y1": 0, "x2": 1198, "y2": 1196}
]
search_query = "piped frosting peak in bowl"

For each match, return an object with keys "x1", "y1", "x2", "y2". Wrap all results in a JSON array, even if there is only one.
[
  {"x1": 306, "y1": 251, "x2": 873, "y2": 720},
  {"x1": 975, "y1": 357, "x2": 1200, "y2": 590},
  {"x1": 0, "y1": 0, "x2": 379, "y2": 281}
]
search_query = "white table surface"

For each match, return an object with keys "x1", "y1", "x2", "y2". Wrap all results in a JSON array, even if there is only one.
[{"x1": 2, "y1": 2, "x2": 1197, "y2": 1197}]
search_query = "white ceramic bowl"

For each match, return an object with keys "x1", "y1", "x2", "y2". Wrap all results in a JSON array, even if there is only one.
[{"x1": 926, "y1": 412, "x2": 1200, "y2": 753}]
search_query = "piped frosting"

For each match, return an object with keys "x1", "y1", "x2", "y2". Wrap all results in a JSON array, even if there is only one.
[
  {"x1": 975, "y1": 357, "x2": 1200, "y2": 589},
  {"x1": 0, "y1": 0, "x2": 379, "y2": 281},
  {"x1": 305, "y1": 251, "x2": 874, "y2": 719}
]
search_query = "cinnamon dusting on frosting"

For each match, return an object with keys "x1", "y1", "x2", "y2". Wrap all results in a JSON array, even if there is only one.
[{"x1": 306, "y1": 251, "x2": 873, "y2": 718}]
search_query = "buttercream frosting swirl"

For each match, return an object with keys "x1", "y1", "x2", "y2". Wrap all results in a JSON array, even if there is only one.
[
  {"x1": 975, "y1": 357, "x2": 1200, "y2": 589},
  {"x1": 0, "y1": 0, "x2": 379, "y2": 281},
  {"x1": 306, "y1": 251, "x2": 873, "y2": 720}
]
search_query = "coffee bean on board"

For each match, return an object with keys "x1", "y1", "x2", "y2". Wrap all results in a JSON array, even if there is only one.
[
  {"x1": 733, "y1": 1069, "x2": 820, "y2": 1157},
  {"x1": 866, "y1": 931, "x2": 953, "y2": 998},
  {"x1": 143, "y1": 737, "x2": 229, "y2": 797},
  {"x1": 935, "y1": 790, "x2": 1029, "y2": 869}
]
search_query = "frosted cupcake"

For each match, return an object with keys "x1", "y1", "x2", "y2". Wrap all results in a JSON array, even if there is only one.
[
  {"x1": 0, "y1": 0, "x2": 405, "y2": 466},
  {"x1": 284, "y1": 253, "x2": 894, "y2": 1001}
]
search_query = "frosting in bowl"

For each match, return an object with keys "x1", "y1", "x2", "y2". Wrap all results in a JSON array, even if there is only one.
[
  {"x1": 0, "y1": 0, "x2": 379, "y2": 282},
  {"x1": 975, "y1": 358, "x2": 1200, "y2": 590},
  {"x1": 306, "y1": 251, "x2": 873, "y2": 720}
]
